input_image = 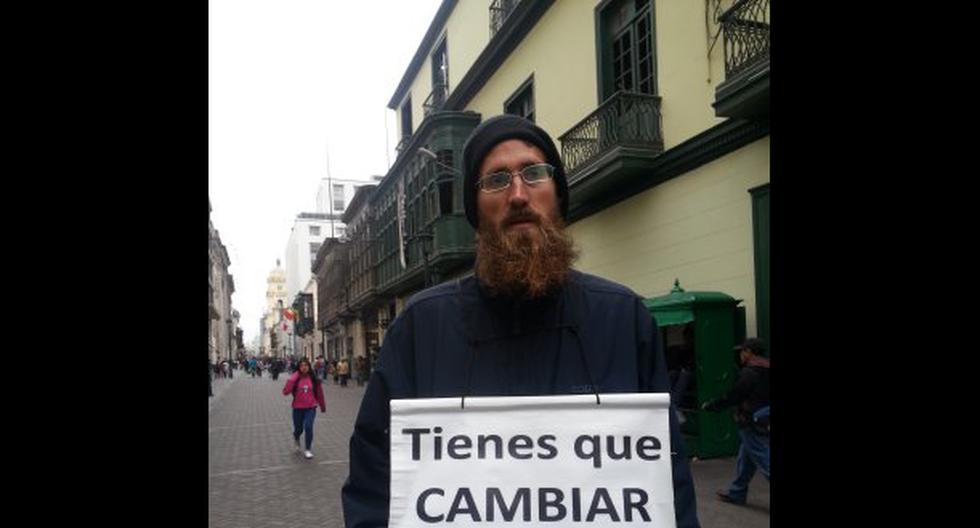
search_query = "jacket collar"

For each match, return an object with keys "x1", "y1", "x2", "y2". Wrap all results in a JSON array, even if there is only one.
[{"x1": 465, "y1": 270, "x2": 585, "y2": 342}]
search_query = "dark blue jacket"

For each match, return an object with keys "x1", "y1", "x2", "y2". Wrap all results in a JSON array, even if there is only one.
[{"x1": 342, "y1": 270, "x2": 700, "y2": 527}]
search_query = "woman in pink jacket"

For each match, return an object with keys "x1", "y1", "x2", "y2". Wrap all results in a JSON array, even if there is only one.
[{"x1": 282, "y1": 358, "x2": 326, "y2": 459}]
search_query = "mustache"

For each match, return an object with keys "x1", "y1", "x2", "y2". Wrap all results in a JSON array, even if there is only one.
[{"x1": 503, "y1": 209, "x2": 542, "y2": 226}]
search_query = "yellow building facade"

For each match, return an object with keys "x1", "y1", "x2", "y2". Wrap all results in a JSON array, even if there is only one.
[{"x1": 388, "y1": 0, "x2": 770, "y2": 347}]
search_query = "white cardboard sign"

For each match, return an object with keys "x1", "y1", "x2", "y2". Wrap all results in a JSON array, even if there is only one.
[{"x1": 389, "y1": 393, "x2": 676, "y2": 527}]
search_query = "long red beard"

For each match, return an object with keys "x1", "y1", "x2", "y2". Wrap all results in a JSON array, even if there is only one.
[{"x1": 475, "y1": 211, "x2": 578, "y2": 299}]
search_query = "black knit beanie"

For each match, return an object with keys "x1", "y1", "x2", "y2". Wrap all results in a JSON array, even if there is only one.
[{"x1": 462, "y1": 114, "x2": 568, "y2": 229}]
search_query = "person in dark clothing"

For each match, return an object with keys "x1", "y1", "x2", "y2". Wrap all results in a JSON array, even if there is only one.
[
  {"x1": 315, "y1": 356, "x2": 325, "y2": 380},
  {"x1": 355, "y1": 356, "x2": 368, "y2": 387},
  {"x1": 271, "y1": 358, "x2": 281, "y2": 381},
  {"x1": 341, "y1": 115, "x2": 700, "y2": 528},
  {"x1": 702, "y1": 337, "x2": 770, "y2": 506},
  {"x1": 208, "y1": 357, "x2": 213, "y2": 397}
]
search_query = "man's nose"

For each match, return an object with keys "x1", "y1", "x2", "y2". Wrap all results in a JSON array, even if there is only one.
[{"x1": 507, "y1": 174, "x2": 529, "y2": 208}]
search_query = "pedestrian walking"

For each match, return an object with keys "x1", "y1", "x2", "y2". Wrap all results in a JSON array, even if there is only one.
[
  {"x1": 315, "y1": 356, "x2": 325, "y2": 380},
  {"x1": 356, "y1": 356, "x2": 368, "y2": 387},
  {"x1": 282, "y1": 358, "x2": 326, "y2": 460},
  {"x1": 338, "y1": 358, "x2": 350, "y2": 387},
  {"x1": 702, "y1": 337, "x2": 770, "y2": 506}
]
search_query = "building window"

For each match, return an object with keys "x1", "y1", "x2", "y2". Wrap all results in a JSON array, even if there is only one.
[
  {"x1": 436, "y1": 149, "x2": 454, "y2": 215},
  {"x1": 599, "y1": 0, "x2": 656, "y2": 101},
  {"x1": 431, "y1": 38, "x2": 449, "y2": 109},
  {"x1": 309, "y1": 225, "x2": 320, "y2": 236},
  {"x1": 333, "y1": 184, "x2": 345, "y2": 212},
  {"x1": 504, "y1": 75, "x2": 535, "y2": 122},
  {"x1": 310, "y1": 242, "x2": 321, "y2": 257},
  {"x1": 400, "y1": 97, "x2": 413, "y2": 140}
]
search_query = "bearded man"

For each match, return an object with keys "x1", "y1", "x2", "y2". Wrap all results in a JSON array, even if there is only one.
[{"x1": 342, "y1": 114, "x2": 700, "y2": 528}]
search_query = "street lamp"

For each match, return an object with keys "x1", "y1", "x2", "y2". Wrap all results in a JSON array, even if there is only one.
[{"x1": 417, "y1": 147, "x2": 460, "y2": 175}]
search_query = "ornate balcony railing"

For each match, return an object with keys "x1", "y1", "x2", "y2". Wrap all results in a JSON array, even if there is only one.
[
  {"x1": 558, "y1": 91, "x2": 663, "y2": 176},
  {"x1": 395, "y1": 135, "x2": 412, "y2": 156},
  {"x1": 720, "y1": 0, "x2": 770, "y2": 78},
  {"x1": 422, "y1": 83, "x2": 449, "y2": 118},
  {"x1": 489, "y1": 0, "x2": 520, "y2": 38}
]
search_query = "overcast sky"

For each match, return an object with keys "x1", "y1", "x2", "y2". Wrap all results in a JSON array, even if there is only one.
[{"x1": 209, "y1": 0, "x2": 443, "y2": 345}]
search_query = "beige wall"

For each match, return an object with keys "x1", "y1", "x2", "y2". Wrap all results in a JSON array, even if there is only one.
[
  {"x1": 397, "y1": 0, "x2": 490, "y2": 135},
  {"x1": 568, "y1": 137, "x2": 769, "y2": 336},
  {"x1": 401, "y1": 57, "x2": 431, "y2": 135},
  {"x1": 444, "y1": 0, "x2": 491, "y2": 91},
  {"x1": 466, "y1": 0, "x2": 598, "y2": 145},
  {"x1": 459, "y1": 0, "x2": 738, "y2": 150},
  {"x1": 397, "y1": 0, "x2": 748, "y2": 147},
  {"x1": 656, "y1": 0, "x2": 726, "y2": 149}
]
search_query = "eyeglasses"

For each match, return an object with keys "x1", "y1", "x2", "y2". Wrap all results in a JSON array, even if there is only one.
[{"x1": 476, "y1": 163, "x2": 555, "y2": 193}]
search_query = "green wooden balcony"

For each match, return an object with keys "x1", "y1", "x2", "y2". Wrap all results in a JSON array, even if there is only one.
[{"x1": 371, "y1": 111, "x2": 481, "y2": 297}]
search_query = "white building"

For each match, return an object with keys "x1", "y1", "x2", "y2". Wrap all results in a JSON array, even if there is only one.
[
  {"x1": 285, "y1": 177, "x2": 377, "y2": 302},
  {"x1": 315, "y1": 177, "x2": 375, "y2": 234},
  {"x1": 284, "y1": 213, "x2": 334, "y2": 303},
  {"x1": 260, "y1": 259, "x2": 288, "y2": 356}
]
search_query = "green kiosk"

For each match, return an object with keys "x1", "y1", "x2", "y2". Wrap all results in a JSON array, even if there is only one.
[{"x1": 642, "y1": 279, "x2": 744, "y2": 459}]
